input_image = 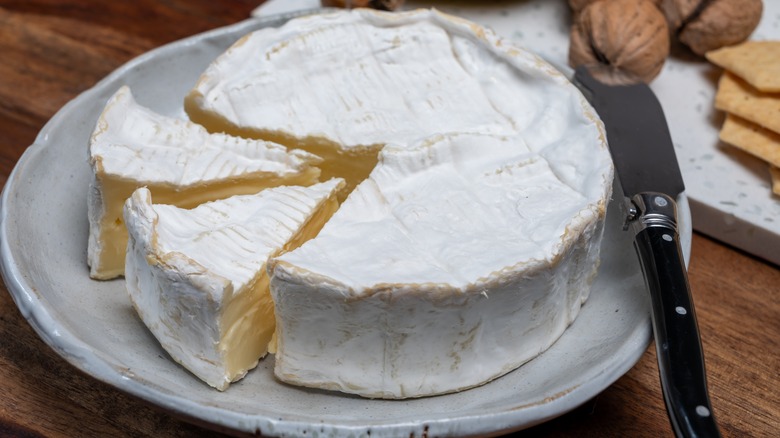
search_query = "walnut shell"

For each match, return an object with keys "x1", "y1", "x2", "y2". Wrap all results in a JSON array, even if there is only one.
[
  {"x1": 321, "y1": 0, "x2": 404, "y2": 10},
  {"x1": 569, "y1": 0, "x2": 601, "y2": 13},
  {"x1": 570, "y1": 0, "x2": 663, "y2": 14},
  {"x1": 661, "y1": 0, "x2": 763, "y2": 56},
  {"x1": 569, "y1": 0, "x2": 670, "y2": 84}
]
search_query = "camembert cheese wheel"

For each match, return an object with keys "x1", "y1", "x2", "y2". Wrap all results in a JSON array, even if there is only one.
[
  {"x1": 123, "y1": 179, "x2": 343, "y2": 390},
  {"x1": 184, "y1": 9, "x2": 613, "y2": 398},
  {"x1": 116, "y1": 6, "x2": 613, "y2": 398},
  {"x1": 87, "y1": 86, "x2": 321, "y2": 279}
]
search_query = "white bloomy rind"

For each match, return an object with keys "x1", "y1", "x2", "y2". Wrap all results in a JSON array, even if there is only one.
[
  {"x1": 123, "y1": 179, "x2": 343, "y2": 391},
  {"x1": 87, "y1": 86, "x2": 320, "y2": 279},
  {"x1": 187, "y1": 7, "x2": 612, "y2": 398},
  {"x1": 271, "y1": 135, "x2": 612, "y2": 399},
  {"x1": 186, "y1": 8, "x2": 574, "y2": 150}
]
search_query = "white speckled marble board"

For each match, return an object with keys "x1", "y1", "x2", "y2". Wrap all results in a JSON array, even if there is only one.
[{"x1": 254, "y1": 0, "x2": 780, "y2": 266}]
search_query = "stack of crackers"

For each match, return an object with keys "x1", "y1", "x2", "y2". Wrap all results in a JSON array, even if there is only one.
[{"x1": 706, "y1": 41, "x2": 780, "y2": 197}]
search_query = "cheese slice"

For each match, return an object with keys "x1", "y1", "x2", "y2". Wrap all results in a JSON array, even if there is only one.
[
  {"x1": 88, "y1": 86, "x2": 321, "y2": 279},
  {"x1": 123, "y1": 179, "x2": 344, "y2": 391},
  {"x1": 185, "y1": 9, "x2": 566, "y2": 194}
]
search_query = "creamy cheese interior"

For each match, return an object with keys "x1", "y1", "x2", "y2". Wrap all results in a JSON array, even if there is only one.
[
  {"x1": 124, "y1": 179, "x2": 343, "y2": 390},
  {"x1": 88, "y1": 86, "x2": 321, "y2": 279}
]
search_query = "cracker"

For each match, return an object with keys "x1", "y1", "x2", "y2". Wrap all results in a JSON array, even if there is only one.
[
  {"x1": 719, "y1": 113, "x2": 780, "y2": 167},
  {"x1": 771, "y1": 166, "x2": 780, "y2": 196},
  {"x1": 769, "y1": 165, "x2": 780, "y2": 196},
  {"x1": 715, "y1": 72, "x2": 780, "y2": 135},
  {"x1": 706, "y1": 41, "x2": 780, "y2": 93}
]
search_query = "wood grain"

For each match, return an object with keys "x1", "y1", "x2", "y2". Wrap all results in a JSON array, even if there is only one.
[{"x1": 0, "y1": 1, "x2": 778, "y2": 437}]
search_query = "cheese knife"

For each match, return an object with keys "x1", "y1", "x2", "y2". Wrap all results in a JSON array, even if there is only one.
[{"x1": 572, "y1": 66, "x2": 721, "y2": 438}]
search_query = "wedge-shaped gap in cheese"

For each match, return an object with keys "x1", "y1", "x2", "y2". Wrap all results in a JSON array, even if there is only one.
[
  {"x1": 123, "y1": 179, "x2": 344, "y2": 391},
  {"x1": 88, "y1": 86, "x2": 322, "y2": 280},
  {"x1": 178, "y1": 105, "x2": 383, "y2": 201}
]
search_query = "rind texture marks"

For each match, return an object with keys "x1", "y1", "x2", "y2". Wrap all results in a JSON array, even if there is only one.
[
  {"x1": 124, "y1": 188, "x2": 231, "y2": 390},
  {"x1": 150, "y1": 180, "x2": 342, "y2": 288},
  {"x1": 123, "y1": 179, "x2": 344, "y2": 391},
  {"x1": 90, "y1": 86, "x2": 319, "y2": 186},
  {"x1": 186, "y1": 8, "x2": 576, "y2": 150},
  {"x1": 86, "y1": 172, "x2": 108, "y2": 277},
  {"x1": 278, "y1": 132, "x2": 609, "y2": 288},
  {"x1": 257, "y1": 10, "x2": 613, "y2": 399},
  {"x1": 179, "y1": 8, "x2": 613, "y2": 399},
  {"x1": 271, "y1": 132, "x2": 611, "y2": 398},
  {"x1": 86, "y1": 86, "x2": 322, "y2": 280},
  {"x1": 270, "y1": 215, "x2": 606, "y2": 399}
]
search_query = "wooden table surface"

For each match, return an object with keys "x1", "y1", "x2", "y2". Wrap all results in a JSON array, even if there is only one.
[{"x1": 1, "y1": 1, "x2": 778, "y2": 437}]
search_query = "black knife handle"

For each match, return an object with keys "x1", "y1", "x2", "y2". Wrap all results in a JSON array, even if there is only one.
[{"x1": 631, "y1": 193, "x2": 721, "y2": 438}]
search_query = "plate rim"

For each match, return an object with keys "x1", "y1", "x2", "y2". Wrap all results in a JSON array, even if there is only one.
[{"x1": 0, "y1": 10, "x2": 692, "y2": 437}]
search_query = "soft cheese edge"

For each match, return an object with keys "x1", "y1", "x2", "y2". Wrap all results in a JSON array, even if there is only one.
[
  {"x1": 124, "y1": 179, "x2": 344, "y2": 390},
  {"x1": 87, "y1": 86, "x2": 322, "y2": 280}
]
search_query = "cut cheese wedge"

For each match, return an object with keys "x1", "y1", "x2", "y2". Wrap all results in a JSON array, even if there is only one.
[
  {"x1": 123, "y1": 179, "x2": 343, "y2": 390},
  {"x1": 87, "y1": 86, "x2": 321, "y2": 279}
]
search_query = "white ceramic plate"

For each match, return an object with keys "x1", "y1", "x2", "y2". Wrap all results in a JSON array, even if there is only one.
[{"x1": 0, "y1": 12, "x2": 692, "y2": 438}]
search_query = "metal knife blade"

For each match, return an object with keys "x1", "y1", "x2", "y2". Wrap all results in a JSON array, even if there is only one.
[
  {"x1": 573, "y1": 66, "x2": 721, "y2": 438},
  {"x1": 574, "y1": 67, "x2": 684, "y2": 198}
]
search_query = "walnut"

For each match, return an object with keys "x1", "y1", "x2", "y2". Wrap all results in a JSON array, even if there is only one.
[
  {"x1": 569, "y1": 0, "x2": 662, "y2": 14},
  {"x1": 569, "y1": 0, "x2": 601, "y2": 13},
  {"x1": 661, "y1": 0, "x2": 763, "y2": 56},
  {"x1": 569, "y1": 0, "x2": 670, "y2": 84},
  {"x1": 320, "y1": 0, "x2": 404, "y2": 10}
]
